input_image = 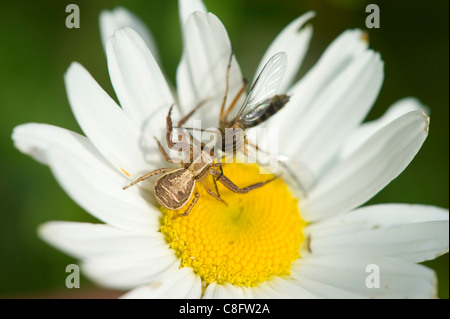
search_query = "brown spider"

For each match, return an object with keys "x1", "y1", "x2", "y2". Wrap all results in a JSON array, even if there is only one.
[{"x1": 123, "y1": 105, "x2": 276, "y2": 217}]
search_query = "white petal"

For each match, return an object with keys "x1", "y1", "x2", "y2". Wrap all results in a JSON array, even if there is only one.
[
  {"x1": 303, "y1": 110, "x2": 429, "y2": 221},
  {"x1": 121, "y1": 268, "x2": 202, "y2": 298},
  {"x1": 340, "y1": 97, "x2": 428, "y2": 159},
  {"x1": 64, "y1": 61, "x2": 166, "y2": 178},
  {"x1": 178, "y1": 0, "x2": 207, "y2": 30},
  {"x1": 304, "y1": 204, "x2": 449, "y2": 262},
  {"x1": 106, "y1": 28, "x2": 174, "y2": 127},
  {"x1": 254, "y1": 11, "x2": 315, "y2": 92},
  {"x1": 290, "y1": 50, "x2": 383, "y2": 178},
  {"x1": 176, "y1": 12, "x2": 245, "y2": 128},
  {"x1": 40, "y1": 221, "x2": 178, "y2": 290},
  {"x1": 99, "y1": 7, "x2": 159, "y2": 60},
  {"x1": 292, "y1": 277, "x2": 364, "y2": 298},
  {"x1": 252, "y1": 277, "x2": 322, "y2": 299},
  {"x1": 292, "y1": 254, "x2": 437, "y2": 298},
  {"x1": 12, "y1": 122, "x2": 97, "y2": 166},
  {"x1": 272, "y1": 29, "x2": 369, "y2": 131},
  {"x1": 39, "y1": 221, "x2": 166, "y2": 260},
  {"x1": 244, "y1": 282, "x2": 277, "y2": 299},
  {"x1": 203, "y1": 282, "x2": 245, "y2": 299},
  {"x1": 12, "y1": 123, "x2": 159, "y2": 233},
  {"x1": 264, "y1": 29, "x2": 376, "y2": 182},
  {"x1": 82, "y1": 257, "x2": 179, "y2": 290}
]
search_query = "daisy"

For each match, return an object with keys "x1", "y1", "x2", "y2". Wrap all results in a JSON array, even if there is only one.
[{"x1": 12, "y1": 0, "x2": 448, "y2": 298}]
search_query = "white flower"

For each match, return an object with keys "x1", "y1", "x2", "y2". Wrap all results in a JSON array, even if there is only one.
[{"x1": 12, "y1": 0, "x2": 448, "y2": 299}]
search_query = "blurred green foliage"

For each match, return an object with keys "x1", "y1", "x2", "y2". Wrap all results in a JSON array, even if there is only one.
[{"x1": 0, "y1": 0, "x2": 448, "y2": 298}]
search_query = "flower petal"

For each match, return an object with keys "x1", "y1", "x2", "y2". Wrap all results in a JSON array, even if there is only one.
[
  {"x1": 303, "y1": 110, "x2": 429, "y2": 221},
  {"x1": 106, "y1": 28, "x2": 174, "y2": 128},
  {"x1": 176, "y1": 12, "x2": 245, "y2": 127},
  {"x1": 291, "y1": 254, "x2": 437, "y2": 298},
  {"x1": 82, "y1": 257, "x2": 178, "y2": 290},
  {"x1": 272, "y1": 29, "x2": 369, "y2": 133},
  {"x1": 248, "y1": 277, "x2": 322, "y2": 299},
  {"x1": 291, "y1": 50, "x2": 383, "y2": 177},
  {"x1": 340, "y1": 97, "x2": 428, "y2": 159},
  {"x1": 304, "y1": 204, "x2": 449, "y2": 263},
  {"x1": 203, "y1": 282, "x2": 246, "y2": 299},
  {"x1": 292, "y1": 277, "x2": 364, "y2": 298},
  {"x1": 253, "y1": 11, "x2": 315, "y2": 93},
  {"x1": 121, "y1": 268, "x2": 202, "y2": 298},
  {"x1": 99, "y1": 7, "x2": 159, "y2": 61},
  {"x1": 40, "y1": 221, "x2": 178, "y2": 290},
  {"x1": 178, "y1": 0, "x2": 207, "y2": 30},
  {"x1": 39, "y1": 221, "x2": 166, "y2": 260},
  {"x1": 265, "y1": 29, "x2": 380, "y2": 183},
  {"x1": 64, "y1": 61, "x2": 166, "y2": 178},
  {"x1": 13, "y1": 123, "x2": 160, "y2": 233},
  {"x1": 12, "y1": 122, "x2": 97, "y2": 166}
]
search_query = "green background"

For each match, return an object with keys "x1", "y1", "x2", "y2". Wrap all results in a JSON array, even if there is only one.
[{"x1": 0, "y1": 0, "x2": 448, "y2": 298}]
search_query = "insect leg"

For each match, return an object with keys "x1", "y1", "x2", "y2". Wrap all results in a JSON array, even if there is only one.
[
  {"x1": 174, "y1": 193, "x2": 200, "y2": 218},
  {"x1": 219, "y1": 50, "x2": 234, "y2": 121},
  {"x1": 223, "y1": 78, "x2": 249, "y2": 120},
  {"x1": 123, "y1": 168, "x2": 174, "y2": 190},
  {"x1": 209, "y1": 168, "x2": 278, "y2": 194}
]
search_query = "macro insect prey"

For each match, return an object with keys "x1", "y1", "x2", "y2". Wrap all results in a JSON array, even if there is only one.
[{"x1": 180, "y1": 51, "x2": 291, "y2": 157}]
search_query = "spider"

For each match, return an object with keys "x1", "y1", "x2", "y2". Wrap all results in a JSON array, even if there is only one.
[{"x1": 123, "y1": 105, "x2": 277, "y2": 217}]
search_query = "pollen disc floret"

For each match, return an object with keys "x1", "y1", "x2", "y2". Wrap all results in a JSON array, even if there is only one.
[{"x1": 160, "y1": 163, "x2": 305, "y2": 287}]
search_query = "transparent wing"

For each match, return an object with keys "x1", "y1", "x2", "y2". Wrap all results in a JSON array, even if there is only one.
[{"x1": 234, "y1": 52, "x2": 287, "y2": 121}]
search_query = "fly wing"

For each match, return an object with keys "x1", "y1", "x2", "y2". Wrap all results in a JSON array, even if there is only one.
[{"x1": 233, "y1": 52, "x2": 287, "y2": 122}]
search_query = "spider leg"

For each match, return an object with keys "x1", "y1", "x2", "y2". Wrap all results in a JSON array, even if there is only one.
[
  {"x1": 173, "y1": 193, "x2": 200, "y2": 218},
  {"x1": 154, "y1": 137, "x2": 177, "y2": 163},
  {"x1": 177, "y1": 99, "x2": 210, "y2": 127},
  {"x1": 202, "y1": 180, "x2": 227, "y2": 205},
  {"x1": 209, "y1": 167, "x2": 277, "y2": 194},
  {"x1": 123, "y1": 168, "x2": 174, "y2": 190}
]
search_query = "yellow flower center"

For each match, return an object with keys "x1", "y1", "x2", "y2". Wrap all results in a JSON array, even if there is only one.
[{"x1": 160, "y1": 163, "x2": 305, "y2": 288}]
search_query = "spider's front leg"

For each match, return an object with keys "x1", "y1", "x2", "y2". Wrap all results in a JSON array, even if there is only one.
[
  {"x1": 123, "y1": 168, "x2": 174, "y2": 190},
  {"x1": 164, "y1": 104, "x2": 196, "y2": 164}
]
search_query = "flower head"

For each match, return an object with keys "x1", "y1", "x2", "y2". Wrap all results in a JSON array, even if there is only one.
[{"x1": 12, "y1": 0, "x2": 449, "y2": 298}]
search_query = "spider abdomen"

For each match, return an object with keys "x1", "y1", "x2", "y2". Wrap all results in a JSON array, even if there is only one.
[{"x1": 155, "y1": 168, "x2": 195, "y2": 210}]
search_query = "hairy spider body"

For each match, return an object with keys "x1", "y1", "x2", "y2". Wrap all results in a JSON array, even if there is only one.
[{"x1": 154, "y1": 168, "x2": 195, "y2": 210}]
